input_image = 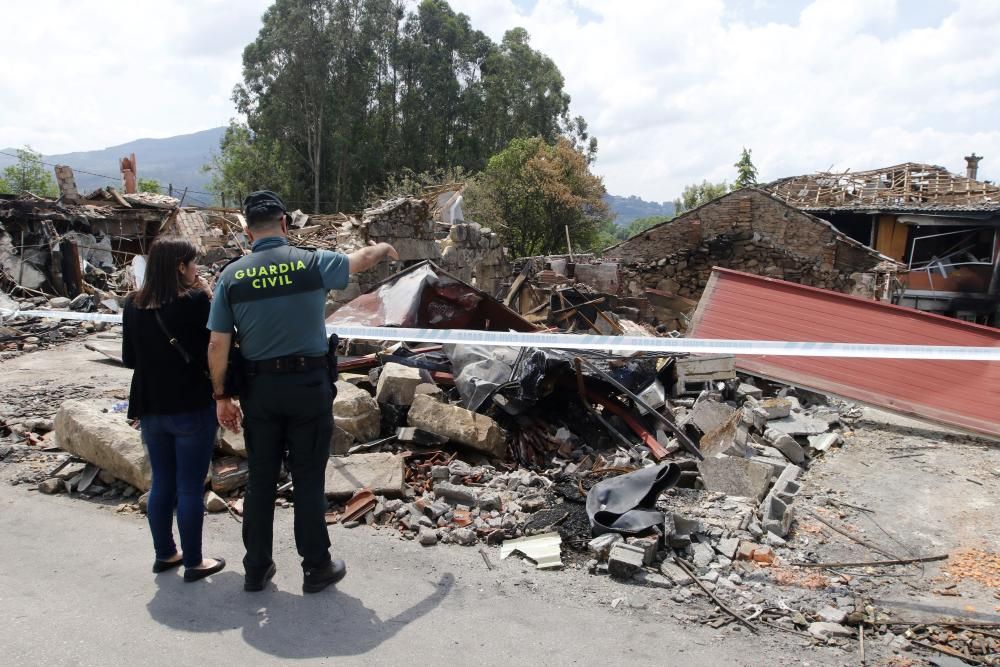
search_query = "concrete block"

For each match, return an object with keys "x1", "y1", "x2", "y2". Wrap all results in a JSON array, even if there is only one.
[
  {"x1": 808, "y1": 622, "x2": 853, "y2": 641},
  {"x1": 750, "y1": 455, "x2": 789, "y2": 479},
  {"x1": 763, "y1": 427, "x2": 804, "y2": 464},
  {"x1": 54, "y1": 400, "x2": 151, "y2": 492},
  {"x1": 608, "y1": 543, "x2": 645, "y2": 579},
  {"x1": 690, "y1": 399, "x2": 735, "y2": 434},
  {"x1": 407, "y1": 394, "x2": 507, "y2": 458},
  {"x1": 767, "y1": 412, "x2": 829, "y2": 436},
  {"x1": 659, "y1": 560, "x2": 694, "y2": 585},
  {"x1": 715, "y1": 537, "x2": 740, "y2": 561},
  {"x1": 758, "y1": 398, "x2": 792, "y2": 419},
  {"x1": 691, "y1": 541, "x2": 715, "y2": 567},
  {"x1": 333, "y1": 381, "x2": 381, "y2": 442},
  {"x1": 628, "y1": 535, "x2": 660, "y2": 565},
  {"x1": 375, "y1": 363, "x2": 424, "y2": 406},
  {"x1": 671, "y1": 513, "x2": 703, "y2": 536},
  {"x1": 697, "y1": 456, "x2": 773, "y2": 500},
  {"x1": 433, "y1": 481, "x2": 477, "y2": 507},
  {"x1": 325, "y1": 452, "x2": 405, "y2": 498},
  {"x1": 588, "y1": 533, "x2": 622, "y2": 561},
  {"x1": 808, "y1": 432, "x2": 841, "y2": 452}
]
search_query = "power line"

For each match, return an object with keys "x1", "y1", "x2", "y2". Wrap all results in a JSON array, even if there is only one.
[{"x1": 0, "y1": 149, "x2": 219, "y2": 202}]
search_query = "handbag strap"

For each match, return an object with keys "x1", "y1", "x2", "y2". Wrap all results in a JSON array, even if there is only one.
[{"x1": 153, "y1": 309, "x2": 193, "y2": 365}]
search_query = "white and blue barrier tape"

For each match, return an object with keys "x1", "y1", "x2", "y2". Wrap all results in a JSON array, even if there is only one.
[{"x1": 3, "y1": 308, "x2": 998, "y2": 361}]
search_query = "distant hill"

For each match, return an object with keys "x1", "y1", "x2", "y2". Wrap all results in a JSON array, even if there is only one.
[
  {"x1": 0, "y1": 127, "x2": 226, "y2": 206},
  {"x1": 603, "y1": 194, "x2": 675, "y2": 226},
  {"x1": 3, "y1": 129, "x2": 675, "y2": 217}
]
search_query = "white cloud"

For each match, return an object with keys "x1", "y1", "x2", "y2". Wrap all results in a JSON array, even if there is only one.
[
  {"x1": 0, "y1": 0, "x2": 272, "y2": 153},
  {"x1": 2, "y1": 0, "x2": 998, "y2": 201},
  {"x1": 452, "y1": 0, "x2": 1000, "y2": 200}
]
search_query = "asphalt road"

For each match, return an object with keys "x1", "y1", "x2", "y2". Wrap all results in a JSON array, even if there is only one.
[{"x1": 0, "y1": 481, "x2": 815, "y2": 666}]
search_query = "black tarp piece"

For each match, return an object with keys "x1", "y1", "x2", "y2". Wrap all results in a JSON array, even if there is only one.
[{"x1": 586, "y1": 462, "x2": 680, "y2": 536}]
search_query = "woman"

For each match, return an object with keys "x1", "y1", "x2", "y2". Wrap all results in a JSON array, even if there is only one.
[{"x1": 122, "y1": 238, "x2": 225, "y2": 582}]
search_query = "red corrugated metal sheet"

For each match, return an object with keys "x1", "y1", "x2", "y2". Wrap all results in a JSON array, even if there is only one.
[{"x1": 688, "y1": 268, "x2": 1000, "y2": 439}]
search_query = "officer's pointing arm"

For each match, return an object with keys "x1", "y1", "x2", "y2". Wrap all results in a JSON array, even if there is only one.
[{"x1": 347, "y1": 242, "x2": 399, "y2": 274}]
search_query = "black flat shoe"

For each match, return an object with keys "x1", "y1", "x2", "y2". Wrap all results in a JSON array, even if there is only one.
[
  {"x1": 303, "y1": 559, "x2": 346, "y2": 594},
  {"x1": 183, "y1": 557, "x2": 226, "y2": 582},
  {"x1": 244, "y1": 562, "x2": 277, "y2": 592},
  {"x1": 152, "y1": 556, "x2": 183, "y2": 574}
]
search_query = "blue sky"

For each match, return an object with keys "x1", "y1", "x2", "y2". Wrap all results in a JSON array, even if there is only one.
[{"x1": 1, "y1": 0, "x2": 997, "y2": 202}]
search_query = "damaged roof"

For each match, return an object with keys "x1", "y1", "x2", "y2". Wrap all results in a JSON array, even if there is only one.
[
  {"x1": 327, "y1": 260, "x2": 537, "y2": 332},
  {"x1": 763, "y1": 163, "x2": 1000, "y2": 213},
  {"x1": 688, "y1": 267, "x2": 1000, "y2": 439}
]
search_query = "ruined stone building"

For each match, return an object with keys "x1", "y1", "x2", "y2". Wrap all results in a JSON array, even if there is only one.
[
  {"x1": 764, "y1": 157, "x2": 1000, "y2": 323},
  {"x1": 601, "y1": 188, "x2": 895, "y2": 304}
]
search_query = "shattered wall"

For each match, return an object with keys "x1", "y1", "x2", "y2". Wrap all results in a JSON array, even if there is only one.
[
  {"x1": 603, "y1": 189, "x2": 892, "y2": 301},
  {"x1": 365, "y1": 197, "x2": 440, "y2": 262},
  {"x1": 438, "y1": 222, "x2": 509, "y2": 296}
]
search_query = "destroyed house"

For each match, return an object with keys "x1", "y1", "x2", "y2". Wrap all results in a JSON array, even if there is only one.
[
  {"x1": 0, "y1": 187, "x2": 219, "y2": 298},
  {"x1": 764, "y1": 157, "x2": 1000, "y2": 324},
  {"x1": 601, "y1": 187, "x2": 896, "y2": 306}
]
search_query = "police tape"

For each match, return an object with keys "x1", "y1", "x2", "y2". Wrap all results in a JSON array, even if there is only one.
[{"x1": 3, "y1": 308, "x2": 998, "y2": 361}]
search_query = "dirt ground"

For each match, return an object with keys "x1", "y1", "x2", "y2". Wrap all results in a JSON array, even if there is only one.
[{"x1": 2, "y1": 331, "x2": 999, "y2": 665}]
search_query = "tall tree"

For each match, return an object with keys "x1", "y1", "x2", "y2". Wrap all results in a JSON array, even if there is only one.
[
  {"x1": 0, "y1": 146, "x2": 57, "y2": 198},
  {"x1": 464, "y1": 137, "x2": 609, "y2": 258},
  {"x1": 732, "y1": 147, "x2": 759, "y2": 189},
  {"x1": 673, "y1": 180, "x2": 729, "y2": 214},
  {"x1": 214, "y1": 0, "x2": 587, "y2": 212},
  {"x1": 203, "y1": 122, "x2": 292, "y2": 205}
]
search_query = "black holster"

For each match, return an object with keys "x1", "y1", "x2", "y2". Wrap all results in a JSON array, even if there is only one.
[{"x1": 327, "y1": 333, "x2": 339, "y2": 385}]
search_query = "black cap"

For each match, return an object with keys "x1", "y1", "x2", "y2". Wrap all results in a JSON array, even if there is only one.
[{"x1": 242, "y1": 190, "x2": 287, "y2": 218}]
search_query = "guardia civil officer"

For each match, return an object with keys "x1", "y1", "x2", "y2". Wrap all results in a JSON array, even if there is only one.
[{"x1": 207, "y1": 191, "x2": 398, "y2": 594}]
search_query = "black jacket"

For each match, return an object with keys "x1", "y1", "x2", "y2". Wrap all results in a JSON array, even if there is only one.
[{"x1": 122, "y1": 290, "x2": 215, "y2": 419}]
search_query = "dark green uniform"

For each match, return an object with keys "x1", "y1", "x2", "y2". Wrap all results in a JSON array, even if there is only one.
[{"x1": 208, "y1": 235, "x2": 348, "y2": 579}]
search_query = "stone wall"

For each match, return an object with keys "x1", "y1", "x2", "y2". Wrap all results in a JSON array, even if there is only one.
[
  {"x1": 617, "y1": 230, "x2": 859, "y2": 300},
  {"x1": 438, "y1": 222, "x2": 509, "y2": 295},
  {"x1": 603, "y1": 188, "x2": 889, "y2": 301},
  {"x1": 365, "y1": 197, "x2": 440, "y2": 262},
  {"x1": 323, "y1": 197, "x2": 510, "y2": 314}
]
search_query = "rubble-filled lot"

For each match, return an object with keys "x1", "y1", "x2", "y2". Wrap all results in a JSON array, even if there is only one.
[
  {"x1": 2, "y1": 324, "x2": 998, "y2": 665},
  {"x1": 2, "y1": 194, "x2": 998, "y2": 665}
]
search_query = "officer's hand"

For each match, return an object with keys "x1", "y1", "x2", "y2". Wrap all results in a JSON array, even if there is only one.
[
  {"x1": 380, "y1": 242, "x2": 399, "y2": 262},
  {"x1": 216, "y1": 398, "x2": 243, "y2": 433}
]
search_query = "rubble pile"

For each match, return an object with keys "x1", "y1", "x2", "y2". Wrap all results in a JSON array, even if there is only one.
[{"x1": 0, "y1": 295, "x2": 113, "y2": 359}]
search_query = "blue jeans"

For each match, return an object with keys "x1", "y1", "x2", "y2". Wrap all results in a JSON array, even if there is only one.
[{"x1": 140, "y1": 405, "x2": 218, "y2": 568}]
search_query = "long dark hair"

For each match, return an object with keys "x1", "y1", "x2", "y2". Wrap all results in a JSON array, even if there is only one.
[{"x1": 132, "y1": 238, "x2": 198, "y2": 309}]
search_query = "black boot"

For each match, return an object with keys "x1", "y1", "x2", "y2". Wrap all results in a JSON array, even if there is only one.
[
  {"x1": 244, "y1": 562, "x2": 277, "y2": 592},
  {"x1": 302, "y1": 559, "x2": 346, "y2": 594}
]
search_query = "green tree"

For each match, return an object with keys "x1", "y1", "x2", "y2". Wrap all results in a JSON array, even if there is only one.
[
  {"x1": 203, "y1": 122, "x2": 291, "y2": 206},
  {"x1": 213, "y1": 0, "x2": 588, "y2": 213},
  {"x1": 673, "y1": 180, "x2": 728, "y2": 214},
  {"x1": 137, "y1": 178, "x2": 162, "y2": 194},
  {"x1": 732, "y1": 147, "x2": 758, "y2": 189},
  {"x1": 624, "y1": 214, "x2": 672, "y2": 239},
  {"x1": 0, "y1": 146, "x2": 57, "y2": 197},
  {"x1": 464, "y1": 136, "x2": 609, "y2": 258}
]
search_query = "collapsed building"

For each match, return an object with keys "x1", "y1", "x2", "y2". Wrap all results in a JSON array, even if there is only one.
[
  {"x1": 764, "y1": 157, "x2": 1000, "y2": 324},
  {"x1": 502, "y1": 188, "x2": 900, "y2": 333}
]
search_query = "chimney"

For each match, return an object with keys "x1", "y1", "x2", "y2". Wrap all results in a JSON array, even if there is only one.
[{"x1": 964, "y1": 153, "x2": 982, "y2": 181}]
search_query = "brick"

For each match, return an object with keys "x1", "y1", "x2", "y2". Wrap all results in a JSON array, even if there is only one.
[{"x1": 608, "y1": 543, "x2": 645, "y2": 579}]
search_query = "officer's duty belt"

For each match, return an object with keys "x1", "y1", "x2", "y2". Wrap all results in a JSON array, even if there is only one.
[{"x1": 246, "y1": 355, "x2": 329, "y2": 374}]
